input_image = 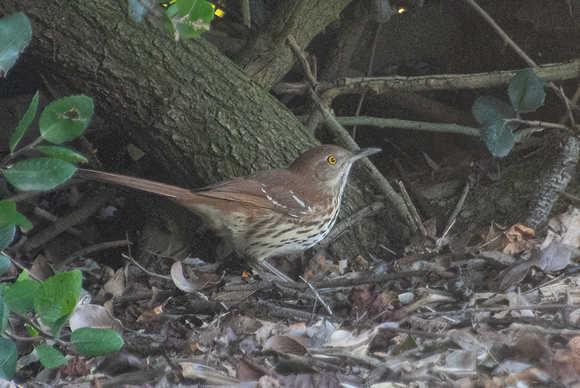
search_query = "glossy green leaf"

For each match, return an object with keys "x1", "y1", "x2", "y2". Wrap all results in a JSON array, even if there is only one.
[
  {"x1": 39, "y1": 95, "x2": 94, "y2": 144},
  {"x1": 34, "y1": 270, "x2": 82, "y2": 328},
  {"x1": 10, "y1": 91, "x2": 39, "y2": 152},
  {"x1": 0, "y1": 199, "x2": 33, "y2": 229},
  {"x1": 472, "y1": 96, "x2": 518, "y2": 126},
  {"x1": 0, "y1": 225, "x2": 15, "y2": 252},
  {"x1": 0, "y1": 13, "x2": 32, "y2": 77},
  {"x1": 480, "y1": 117, "x2": 517, "y2": 157},
  {"x1": 4, "y1": 158, "x2": 77, "y2": 191},
  {"x1": 37, "y1": 344, "x2": 68, "y2": 369},
  {"x1": 0, "y1": 255, "x2": 10, "y2": 276},
  {"x1": 4, "y1": 277, "x2": 41, "y2": 315},
  {"x1": 472, "y1": 96, "x2": 519, "y2": 158},
  {"x1": 508, "y1": 68, "x2": 546, "y2": 113},
  {"x1": 0, "y1": 338, "x2": 17, "y2": 379},
  {"x1": 26, "y1": 324, "x2": 39, "y2": 337},
  {"x1": 36, "y1": 146, "x2": 88, "y2": 164},
  {"x1": 164, "y1": 0, "x2": 214, "y2": 39},
  {"x1": 71, "y1": 327, "x2": 124, "y2": 356},
  {"x1": 0, "y1": 292, "x2": 9, "y2": 333}
]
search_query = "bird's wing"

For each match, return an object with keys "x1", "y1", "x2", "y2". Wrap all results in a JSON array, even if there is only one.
[{"x1": 193, "y1": 171, "x2": 314, "y2": 218}]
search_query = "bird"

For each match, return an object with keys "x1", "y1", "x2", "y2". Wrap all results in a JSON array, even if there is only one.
[{"x1": 75, "y1": 144, "x2": 381, "y2": 280}]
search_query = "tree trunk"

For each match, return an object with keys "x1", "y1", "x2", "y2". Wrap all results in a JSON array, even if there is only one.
[
  {"x1": 233, "y1": 0, "x2": 353, "y2": 89},
  {"x1": 1, "y1": 0, "x2": 406, "y2": 263},
  {"x1": 1, "y1": 0, "x2": 319, "y2": 184}
]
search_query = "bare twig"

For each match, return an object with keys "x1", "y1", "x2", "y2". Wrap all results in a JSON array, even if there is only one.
[
  {"x1": 352, "y1": 23, "x2": 384, "y2": 139},
  {"x1": 396, "y1": 181, "x2": 426, "y2": 237},
  {"x1": 464, "y1": 0, "x2": 576, "y2": 124},
  {"x1": 22, "y1": 190, "x2": 116, "y2": 252},
  {"x1": 287, "y1": 35, "x2": 317, "y2": 88},
  {"x1": 325, "y1": 59, "x2": 580, "y2": 100},
  {"x1": 300, "y1": 276, "x2": 334, "y2": 317},
  {"x1": 122, "y1": 252, "x2": 171, "y2": 280},
  {"x1": 338, "y1": 116, "x2": 480, "y2": 137},
  {"x1": 506, "y1": 118, "x2": 575, "y2": 132},
  {"x1": 60, "y1": 239, "x2": 132, "y2": 267},
  {"x1": 286, "y1": 33, "x2": 416, "y2": 235}
]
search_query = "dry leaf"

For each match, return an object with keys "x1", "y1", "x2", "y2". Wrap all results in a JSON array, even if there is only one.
[
  {"x1": 69, "y1": 304, "x2": 123, "y2": 332},
  {"x1": 262, "y1": 335, "x2": 307, "y2": 356}
]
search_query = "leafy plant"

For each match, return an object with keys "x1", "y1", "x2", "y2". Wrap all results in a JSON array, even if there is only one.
[
  {"x1": 162, "y1": 0, "x2": 216, "y2": 39},
  {"x1": 0, "y1": 93, "x2": 123, "y2": 379},
  {"x1": 127, "y1": 0, "x2": 219, "y2": 39},
  {"x1": 472, "y1": 68, "x2": 546, "y2": 157},
  {"x1": 0, "y1": 12, "x2": 32, "y2": 78},
  {"x1": 0, "y1": 269, "x2": 124, "y2": 378},
  {"x1": 2, "y1": 93, "x2": 93, "y2": 192}
]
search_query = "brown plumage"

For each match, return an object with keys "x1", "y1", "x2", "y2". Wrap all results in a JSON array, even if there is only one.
[{"x1": 76, "y1": 145, "x2": 380, "y2": 274}]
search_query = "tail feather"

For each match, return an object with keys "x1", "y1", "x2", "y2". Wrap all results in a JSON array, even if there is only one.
[{"x1": 75, "y1": 168, "x2": 194, "y2": 200}]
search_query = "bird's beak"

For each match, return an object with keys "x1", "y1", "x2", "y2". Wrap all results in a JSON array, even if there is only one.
[{"x1": 352, "y1": 147, "x2": 382, "y2": 161}]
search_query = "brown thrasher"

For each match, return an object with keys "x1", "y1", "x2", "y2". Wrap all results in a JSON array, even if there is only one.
[{"x1": 76, "y1": 144, "x2": 380, "y2": 277}]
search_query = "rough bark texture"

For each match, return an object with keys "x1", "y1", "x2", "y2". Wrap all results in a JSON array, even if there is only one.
[
  {"x1": 233, "y1": 0, "x2": 353, "y2": 89},
  {"x1": 1, "y1": 0, "x2": 402, "y2": 263},
  {"x1": 0, "y1": 1, "x2": 318, "y2": 185}
]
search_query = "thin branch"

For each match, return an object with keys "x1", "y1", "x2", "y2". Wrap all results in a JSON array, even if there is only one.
[
  {"x1": 60, "y1": 239, "x2": 132, "y2": 267},
  {"x1": 464, "y1": 0, "x2": 536, "y2": 68},
  {"x1": 396, "y1": 181, "x2": 426, "y2": 237},
  {"x1": 287, "y1": 35, "x2": 317, "y2": 88},
  {"x1": 337, "y1": 116, "x2": 480, "y2": 137},
  {"x1": 121, "y1": 252, "x2": 171, "y2": 280},
  {"x1": 286, "y1": 34, "x2": 417, "y2": 235},
  {"x1": 464, "y1": 0, "x2": 576, "y2": 124},
  {"x1": 323, "y1": 59, "x2": 580, "y2": 100},
  {"x1": 506, "y1": 118, "x2": 576, "y2": 132},
  {"x1": 300, "y1": 276, "x2": 334, "y2": 317}
]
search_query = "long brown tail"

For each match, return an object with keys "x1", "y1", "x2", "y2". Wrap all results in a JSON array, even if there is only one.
[{"x1": 75, "y1": 168, "x2": 194, "y2": 200}]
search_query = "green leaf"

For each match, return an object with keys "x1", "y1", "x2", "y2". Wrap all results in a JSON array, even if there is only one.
[
  {"x1": 26, "y1": 324, "x2": 39, "y2": 337},
  {"x1": 508, "y1": 68, "x2": 546, "y2": 113},
  {"x1": 34, "y1": 270, "x2": 82, "y2": 329},
  {"x1": 480, "y1": 118, "x2": 517, "y2": 157},
  {"x1": 0, "y1": 199, "x2": 33, "y2": 229},
  {"x1": 36, "y1": 146, "x2": 88, "y2": 164},
  {"x1": 472, "y1": 96, "x2": 519, "y2": 158},
  {"x1": 71, "y1": 327, "x2": 124, "y2": 356},
  {"x1": 0, "y1": 12, "x2": 32, "y2": 77},
  {"x1": 164, "y1": 0, "x2": 214, "y2": 39},
  {"x1": 0, "y1": 225, "x2": 15, "y2": 252},
  {"x1": 0, "y1": 292, "x2": 9, "y2": 333},
  {"x1": 39, "y1": 95, "x2": 94, "y2": 144},
  {"x1": 10, "y1": 91, "x2": 39, "y2": 152},
  {"x1": 0, "y1": 338, "x2": 17, "y2": 379},
  {"x1": 36, "y1": 344, "x2": 68, "y2": 369},
  {"x1": 0, "y1": 255, "x2": 10, "y2": 275},
  {"x1": 127, "y1": 144, "x2": 145, "y2": 161},
  {"x1": 3, "y1": 158, "x2": 78, "y2": 191},
  {"x1": 4, "y1": 277, "x2": 41, "y2": 315},
  {"x1": 472, "y1": 96, "x2": 518, "y2": 126}
]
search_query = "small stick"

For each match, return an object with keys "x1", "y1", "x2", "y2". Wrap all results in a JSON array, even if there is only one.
[
  {"x1": 60, "y1": 239, "x2": 132, "y2": 267},
  {"x1": 300, "y1": 275, "x2": 334, "y2": 317},
  {"x1": 397, "y1": 181, "x2": 426, "y2": 237}
]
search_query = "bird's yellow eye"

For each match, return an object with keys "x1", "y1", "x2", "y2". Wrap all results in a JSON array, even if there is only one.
[{"x1": 328, "y1": 156, "x2": 337, "y2": 164}]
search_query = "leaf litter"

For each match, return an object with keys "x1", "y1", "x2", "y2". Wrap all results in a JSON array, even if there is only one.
[{"x1": 10, "y1": 205, "x2": 580, "y2": 386}]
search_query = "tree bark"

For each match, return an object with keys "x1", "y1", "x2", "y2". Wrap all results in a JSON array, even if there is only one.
[
  {"x1": 0, "y1": 0, "x2": 319, "y2": 185},
  {"x1": 1, "y1": 0, "x2": 407, "y2": 262},
  {"x1": 233, "y1": 0, "x2": 353, "y2": 89}
]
